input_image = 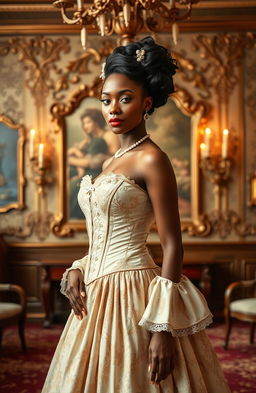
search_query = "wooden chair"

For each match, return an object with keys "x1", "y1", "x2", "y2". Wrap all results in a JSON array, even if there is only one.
[
  {"x1": 224, "y1": 279, "x2": 256, "y2": 350},
  {"x1": 0, "y1": 283, "x2": 27, "y2": 352}
]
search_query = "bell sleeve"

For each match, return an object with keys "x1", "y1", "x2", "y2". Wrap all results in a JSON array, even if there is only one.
[
  {"x1": 138, "y1": 274, "x2": 213, "y2": 337},
  {"x1": 60, "y1": 255, "x2": 88, "y2": 298}
]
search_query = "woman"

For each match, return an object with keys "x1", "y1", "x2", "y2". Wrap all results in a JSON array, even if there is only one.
[{"x1": 42, "y1": 37, "x2": 230, "y2": 393}]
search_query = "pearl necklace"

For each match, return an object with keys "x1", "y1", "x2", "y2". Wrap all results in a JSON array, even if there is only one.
[{"x1": 114, "y1": 134, "x2": 150, "y2": 158}]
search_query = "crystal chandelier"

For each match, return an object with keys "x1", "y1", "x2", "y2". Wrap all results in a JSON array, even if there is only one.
[{"x1": 53, "y1": 0, "x2": 199, "y2": 48}]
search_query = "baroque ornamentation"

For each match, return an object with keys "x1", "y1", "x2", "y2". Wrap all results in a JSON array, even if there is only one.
[
  {"x1": 53, "y1": 40, "x2": 117, "y2": 101},
  {"x1": 192, "y1": 32, "x2": 256, "y2": 100},
  {"x1": 0, "y1": 36, "x2": 71, "y2": 106},
  {"x1": 0, "y1": 211, "x2": 54, "y2": 240}
]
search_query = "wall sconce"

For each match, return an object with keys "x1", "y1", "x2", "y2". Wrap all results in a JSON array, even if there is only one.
[
  {"x1": 199, "y1": 127, "x2": 236, "y2": 235},
  {"x1": 28, "y1": 128, "x2": 53, "y2": 239},
  {"x1": 249, "y1": 172, "x2": 256, "y2": 208}
]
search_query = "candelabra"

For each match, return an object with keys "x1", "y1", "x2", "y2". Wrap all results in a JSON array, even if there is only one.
[
  {"x1": 199, "y1": 127, "x2": 239, "y2": 238},
  {"x1": 200, "y1": 156, "x2": 233, "y2": 213},
  {"x1": 52, "y1": 0, "x2": 200, "y2": 47},
  {"x1": 29, "y1": 130, "x2": 53, "y2": 240}
]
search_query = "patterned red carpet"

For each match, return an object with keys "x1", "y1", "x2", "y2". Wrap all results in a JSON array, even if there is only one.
[{"x1": 0, "y1": 322, "x2": 255, "y2": 393}]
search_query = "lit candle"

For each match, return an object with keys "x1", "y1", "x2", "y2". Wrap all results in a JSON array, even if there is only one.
[
  {"x1": 142, "y1": 9, "x2": 147, "y2": 22},
  {"x1": 38, "y1": 143, "x2": 44, "y2": 169},
  {"x1": 222, "y1": 129, "x2": 229, "y2": 158},
  {"x1": 77, "y1": 0, "x2": 83, "y2": 10},
  {"x1": 29, "y1": 129, "x2": 35, "y2": 159},
  {"x1": 200, "y1": 143, "x2": 207, "y2": 159},
  {"x1": 252, "y1": 175, "x2": 256, "y2": 203},
  {"x1": 172, "y1": 23, "x2": 179, "y2": 45},
  {"x1": 81, "y1": 26, "x2": 87, "y2": 50},
  {"x1": 99, "y1": 14, "x2": 105, "y2": 36},
  {"x1": 204, "y1": 128, "x2": 211, "y2": 157},
  {"x1": 123, "y1": 3, "x2": 131, "y2": 27}
]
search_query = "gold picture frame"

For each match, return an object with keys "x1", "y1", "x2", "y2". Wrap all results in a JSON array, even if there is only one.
[
  {"x1": 0, "y1": 114, "x2": 26, "y2": 213},
  {"x1": 51, "y1": 72, "x2": 210, "y2": 237}
]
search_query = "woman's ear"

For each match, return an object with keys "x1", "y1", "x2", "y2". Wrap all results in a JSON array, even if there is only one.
[{"x1": 144, "y1": 96, "x2": 153, "y2": 113}]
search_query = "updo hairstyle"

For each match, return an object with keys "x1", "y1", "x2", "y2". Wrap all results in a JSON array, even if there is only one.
[{"x1": 103, "y1": 36, "x2": 178, "y2": 115}]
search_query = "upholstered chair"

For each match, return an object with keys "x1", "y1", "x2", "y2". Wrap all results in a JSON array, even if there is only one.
[
  {"x1": 0, "y1": 284, "x2": 27, "y2": 352},
  {"x1": 224, "y1": 279, "x2": 256, "y2": 350}
]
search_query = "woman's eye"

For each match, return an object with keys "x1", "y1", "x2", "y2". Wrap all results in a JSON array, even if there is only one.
[
  {"x1": 100, "y1": 98, "x2": 110, "y2": 105},
  {"x1": 120, "y1": 96, "x2": 131, "y2": 103}
]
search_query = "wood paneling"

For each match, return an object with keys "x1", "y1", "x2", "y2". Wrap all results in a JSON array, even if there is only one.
[{"x1": 6, "y1": 242, "x2": 256, "y2": 320}]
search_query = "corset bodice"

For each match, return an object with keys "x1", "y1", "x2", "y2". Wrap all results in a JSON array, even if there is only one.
[{"x1": 77, "y1": 172, "x2": 158, "y2": 284}]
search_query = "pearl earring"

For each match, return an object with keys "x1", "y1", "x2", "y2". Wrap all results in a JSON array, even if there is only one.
[{"x1": 144, "y1": 111, "x2": 149, "y2": 120}]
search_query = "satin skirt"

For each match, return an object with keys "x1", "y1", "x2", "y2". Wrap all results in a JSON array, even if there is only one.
[{"x1": 42, "y1": 269, "x2": 230, "y2": 393}]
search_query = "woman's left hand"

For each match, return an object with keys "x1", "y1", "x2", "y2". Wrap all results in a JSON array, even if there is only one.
[{"x1": 148, "y1": 331, "x2": 175, "y2": 385}]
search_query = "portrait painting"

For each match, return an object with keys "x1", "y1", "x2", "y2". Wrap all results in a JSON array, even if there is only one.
[
  {"x1": 0, "y1": 116, "x2": 25, "y2": 213},
  {"x1": 66, "y1": 97, "x2": 120, "y2": 220},
  {"x1": 148, "y1": 99, "x2": 191, "y2": 219}
]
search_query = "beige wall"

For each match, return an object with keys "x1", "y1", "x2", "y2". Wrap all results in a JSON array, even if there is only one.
[{"x1": 0, "y1": 31, "x2": 256, "y2": 245}]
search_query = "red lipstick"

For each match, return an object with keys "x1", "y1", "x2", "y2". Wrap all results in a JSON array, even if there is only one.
[{"x1": 109, "y1": 118, "x2": 123, "y2": 127}]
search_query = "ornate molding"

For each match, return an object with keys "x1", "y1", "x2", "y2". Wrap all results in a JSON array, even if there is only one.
[
  {"x1": 192, "y1": 32, "x2": 256, "y2": 100},
  {"x1": 53, "y1": 40, "x2": 117, "y2": 101},
  {"x1": 0, "y1": 36, "x2": 71, "y2": 106},
  {"x1": 0, "y1": 211, "x2": 54, "y2": 240}
]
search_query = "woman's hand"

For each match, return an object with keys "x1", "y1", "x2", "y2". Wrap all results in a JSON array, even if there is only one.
[
  {"x1": 66, "y1": 269, "x2": 87, "y2": 320},
  {"x1": 148, "y1": 331, "x2": 175, "y2": 385}
]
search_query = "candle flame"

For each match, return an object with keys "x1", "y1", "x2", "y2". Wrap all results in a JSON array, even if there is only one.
[
  {"x1": 223, "y1": 129, "x2": 229, "y2": 135},
  {"x1": 30, "y1": 129, "x2": 35, "y2": 135},
  {"x1": 200, "y1": 143, "x2": 206, "y2": 149},
  {"x1": 205, "y1": 128, "x2": 211, "y2": 135}
]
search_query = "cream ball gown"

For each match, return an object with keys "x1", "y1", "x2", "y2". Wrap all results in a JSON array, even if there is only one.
[{"x1": 42, "y1": 172, "x2": 231, "y2": 393}]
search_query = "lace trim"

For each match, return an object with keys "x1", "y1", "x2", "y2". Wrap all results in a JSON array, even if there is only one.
[{"x1": 139, "y1": 314, "x2": 213, "y2": 337}]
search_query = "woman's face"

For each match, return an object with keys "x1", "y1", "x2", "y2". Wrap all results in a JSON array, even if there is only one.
[
  {"x1": 101, "y1": 73, "x2": 151, "y2": 135},
  {"x1": 82, "y1": 116, "x2": 95, "y2": 134}
]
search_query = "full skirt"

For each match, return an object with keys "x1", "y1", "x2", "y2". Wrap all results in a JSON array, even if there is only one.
[{"x1": 42, "y1": 268, "x2": 230, "y2": 393}]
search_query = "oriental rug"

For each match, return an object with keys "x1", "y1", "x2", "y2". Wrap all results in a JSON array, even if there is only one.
[{"x1": 0, "y1": 322, "x2": 255, "y2": 393}]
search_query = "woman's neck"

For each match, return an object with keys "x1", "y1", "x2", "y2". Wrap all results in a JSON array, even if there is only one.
[{"x1": 119, "y1": 122, "x2": 147, "y2": 149}]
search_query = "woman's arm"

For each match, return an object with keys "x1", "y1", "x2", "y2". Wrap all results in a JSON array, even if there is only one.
[
  {"x1": 139, "y1": 148, "x2": 183, "y2": 385},
  {"x1": 142, "y1": 149, "x2": 183, "y2": 282}
]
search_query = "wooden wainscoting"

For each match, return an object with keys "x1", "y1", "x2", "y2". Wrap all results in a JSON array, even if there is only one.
[{"x1": 5, "y1": 241, "x2": 256, "y2": 323}]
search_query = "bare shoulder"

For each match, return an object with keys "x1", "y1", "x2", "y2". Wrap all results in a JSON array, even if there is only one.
[{"x1": 138, "y1": 143, "x2": 175, "y2": 182}]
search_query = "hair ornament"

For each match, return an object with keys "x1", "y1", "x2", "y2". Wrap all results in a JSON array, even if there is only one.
[
  {"x1": 100, "y1": 61, "x2": 106, "y2": 79},
  {"x1": 136, "y1": 48, "x2": 145, "y2": 62}
]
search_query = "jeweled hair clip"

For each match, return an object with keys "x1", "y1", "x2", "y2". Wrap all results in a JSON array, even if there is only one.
[{"x1": 136, "y1": 48, "x2": 145, "y2": 62}]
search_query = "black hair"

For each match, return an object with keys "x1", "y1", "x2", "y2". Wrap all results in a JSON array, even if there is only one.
[
  {"x1": 80, "y1": 108, "x2": 106, "y2": 129},
  {"x1": 104, "y1": 36, "x2": 178, "y2": 115}
]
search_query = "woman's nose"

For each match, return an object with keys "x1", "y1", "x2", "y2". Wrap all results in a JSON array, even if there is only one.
[{"x1": 109, "y1": 101, "x2": 121, "y2": 115}]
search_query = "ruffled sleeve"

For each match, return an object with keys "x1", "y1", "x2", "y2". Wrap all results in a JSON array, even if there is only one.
[
  {"x1": 138, "y1": 274, "x2": 213, "y2": 337},
  {"x1": 60, "y1": 255, "x2": 88, "y2": 298}
]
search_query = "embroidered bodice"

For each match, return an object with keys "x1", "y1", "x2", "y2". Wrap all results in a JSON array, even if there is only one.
[{"x1": 77, "y1": 172, "x2": 158, "y2": 284}]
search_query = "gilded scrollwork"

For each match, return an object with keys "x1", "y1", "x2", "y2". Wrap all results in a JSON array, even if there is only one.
[
  {"x1": 192, "y1": 33, "x2": 256, "y2": 100},
  {"x1": 53, "y1": 40, "x2": 117, "y2": 101},
  {"x1": 0, "y1": 36, "x2": 71, "y2": 106}
]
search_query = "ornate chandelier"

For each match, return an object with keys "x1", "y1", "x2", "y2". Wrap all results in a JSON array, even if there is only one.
[{"x1": 53, "y1": 0, "x2": 199, "y2": 48}]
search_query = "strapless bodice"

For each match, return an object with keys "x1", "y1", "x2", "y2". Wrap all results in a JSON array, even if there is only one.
[{"x1": 77, "y1": 172, "x2": 158, "y2": 284}]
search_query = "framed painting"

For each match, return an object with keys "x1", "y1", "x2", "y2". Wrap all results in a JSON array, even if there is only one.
[
  {"x1": 51, "y1": 74, "x2": 209, "y2": 237},
  {"x1": 0, "y1": 114, "x2": 26, "y2": 213},
  {"x1": 66, "y1": 97, "x2": 120, "y2": 220}
]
